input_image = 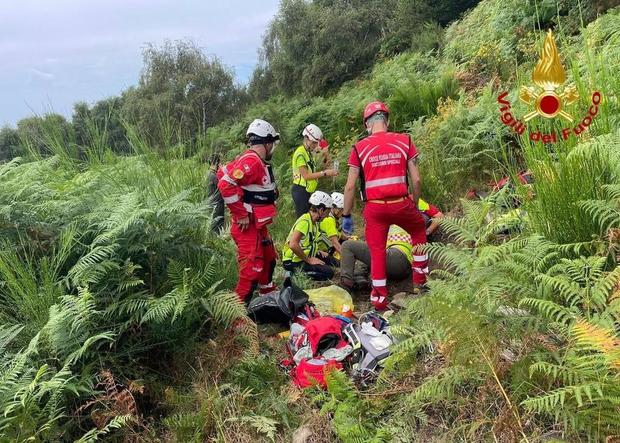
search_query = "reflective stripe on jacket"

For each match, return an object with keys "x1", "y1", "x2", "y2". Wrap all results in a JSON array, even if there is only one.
[
  {"x1": 282, "y1": 213, "x2": 319, "y2": 263},
  {"x1": 386, "y1": 225, "x2": 413, "y2": 263},
  {"x1": 292, "y1": 145, "x2": 318, "y2": 192},
  {"x1": 217, "y1": 150, "x2": 277, "y2": 225},
  {"x1": 348, "y1": 132, "x2": 418, "y2": 201}
]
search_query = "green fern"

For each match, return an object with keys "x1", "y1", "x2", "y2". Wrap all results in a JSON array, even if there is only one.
[
  {"x1": 520, "y1": 257, "x2": 620, "y2": 439},
  {"x1": 75, "y1": 414, "x2": 134, "y2": 443}
]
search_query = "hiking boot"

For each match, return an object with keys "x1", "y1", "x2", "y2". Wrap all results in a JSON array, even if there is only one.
[
  {"x1": 353, "y1": 274, "x2": 370, "y2": 290},
  {"x1": 339, "y1": 277, "x2": 354, "y2": 291},
  {"x1": 259, "y1": 283, "x2": 278, "y2": 297},
  {"x1": 370, "y1": 290, "x2": 389, "y2": 311}
]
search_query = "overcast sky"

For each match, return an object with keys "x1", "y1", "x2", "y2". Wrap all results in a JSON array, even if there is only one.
[{"x1": 0, "y1": 0, "x2": 280, "y2": 126}]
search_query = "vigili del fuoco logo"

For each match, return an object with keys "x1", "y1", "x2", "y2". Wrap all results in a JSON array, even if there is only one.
[{"x1": 497, "y1": 30, "x2": 602, "y2": 144}]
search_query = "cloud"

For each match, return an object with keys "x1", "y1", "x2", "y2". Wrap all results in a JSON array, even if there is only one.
[
  {"x1": 28, "y1": 68, "x2": 55, "y2": 81},
  {"x1": 0, "y1": 0, "x2": 280, "y2": 125}
]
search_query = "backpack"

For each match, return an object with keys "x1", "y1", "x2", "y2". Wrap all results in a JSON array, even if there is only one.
[
  {"x1": 293, "y1": 358, "x2": 342, "y2": 389},
  {"x1": 247, "y1": 277, "x2": 309, "y2": 324},
  {"x1": 342, "y1": 312, "x2": 394, "y2": 385},
  {"x1": 292, "y1": 303, "x2": 321, "y2": 327},
  {"x1": 287, "y1": 316, "x2": 353, "y2": 389}
]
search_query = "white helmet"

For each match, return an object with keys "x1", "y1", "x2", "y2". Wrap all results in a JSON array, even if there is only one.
[
  {"x1": 302, "y1": 124, "x2": 323, "y2": 142},
  {"x1": 331, "y1": 192, "x2": 344, "y2": 209},
  {"x1": 309, "y1": 191, "x2": 332, "y2": 208},
  {"x1": 247, "y1": 119, "x2": 280, "y2": 143}
]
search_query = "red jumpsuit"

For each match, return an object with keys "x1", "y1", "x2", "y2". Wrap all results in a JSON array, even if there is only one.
[
  {"x1": 348, "y1": 131, "x2": 428, "y2": 309},
  {"x1": 217, "y1": 150, "x2": 278, "y2": 302}
]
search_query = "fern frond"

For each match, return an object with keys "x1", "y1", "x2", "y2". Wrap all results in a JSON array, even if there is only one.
[
  {"x1": 535, "y1": 274, "x2": 582, "y2": 306},
  {"x1": 75, "y1": 414, "x2": 134, "y2": 443},
  {"x1": 571, "y1": 320, "x2": 620, "y2": 369},
  {"x1": 68, "y1": 244, "x2": 119, "y2": 286},
  {"x1": 407, "y1": 365, "x2": 479, "y2": 406},
  {"x1": 522, "y1": 382, "x2": 606, "y2": 411},
  {"x1": 200, "y1": 291, "x2": 246, "y2": 328},
  {"x1": 519, "y1": 297, "x2": 576, "y2": 324}
]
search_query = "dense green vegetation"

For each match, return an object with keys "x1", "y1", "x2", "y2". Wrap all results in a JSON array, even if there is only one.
[{"x1": 1, "y1": 0, "x2": 619, "y2": 441}]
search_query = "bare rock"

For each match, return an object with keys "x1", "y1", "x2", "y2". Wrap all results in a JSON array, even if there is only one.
[
  {"x1": 391, "y1": 292, "x2": 409, "y2": 309},
  {"x1": 292, "y1": 425, "x2": 313, "y2": 443}
]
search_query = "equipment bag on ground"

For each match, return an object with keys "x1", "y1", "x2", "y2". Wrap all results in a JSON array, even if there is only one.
[
  {"x1": 285, "y1": 316, "x2": 353, "y2": 388},
  {"x1": 247, "y1": 277, "x2": 309, "y2": 324},
  {"x1": 343, "y1": 312, "x2": 395, "y2": 384}
]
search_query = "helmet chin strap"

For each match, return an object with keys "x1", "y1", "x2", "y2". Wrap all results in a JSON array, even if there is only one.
[{"x1": 260, "y1": 143, "x2": 275, "y2": 161}]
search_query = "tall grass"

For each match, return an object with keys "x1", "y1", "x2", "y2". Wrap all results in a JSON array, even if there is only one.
[
  {"x1": 0, "y1": 118, "x2": 245, "y2": 440},
  {"x1": 518, "y1": 10, "x2": 620, "y2": 244},
  {"x1": 523, "y1": 132, "x2": 619, "y2": 244}
]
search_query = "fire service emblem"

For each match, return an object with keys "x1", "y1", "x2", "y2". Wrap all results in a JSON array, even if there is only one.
[{"x1": 497, "y1": 30, "x2": 601, "y2": 143}]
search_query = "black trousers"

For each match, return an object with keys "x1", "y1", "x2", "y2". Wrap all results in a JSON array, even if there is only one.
[
  {"x1": 283, "y1": 260, "x2": 334, "y2": 281},
  {"x1": 291, "y1": 184, "x2": 311, "y2": 218}
]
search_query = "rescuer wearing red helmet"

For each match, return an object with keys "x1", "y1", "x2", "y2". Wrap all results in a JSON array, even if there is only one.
[
  {"x1": 342, "y1": 101, "x2": 428, "y2": 310},
  {"x1": 217, "y1": 119, "x2": 280, "y2": 303}
]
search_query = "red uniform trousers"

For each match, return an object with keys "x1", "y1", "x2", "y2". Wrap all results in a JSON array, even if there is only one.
[
  {"x1": 231, "y1": 222, "x2": 277, "y2": 302},
  {"x1": 364, "y1": 198, "x2": 428, "y2": 299}
]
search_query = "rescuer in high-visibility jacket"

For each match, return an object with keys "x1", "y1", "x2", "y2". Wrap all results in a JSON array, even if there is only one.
[
  {"x1": 217, "y1": 119, "x2": 280, "y2": 303},
  {"x1": 342, "y1": 101, "x2": 428, "y2": 310},
  {"x1": 317, "y1": 192, "x2": 349, "y2": 257},
  {"x1": 282, "y1": 191, "x2": 337, "y2": 281},
  {"x1": 291, "y1": 124, "x2": 338, "y2": 217},
  {"x1": 417, "y1": 197, "x2": 444, "y2": 237}
]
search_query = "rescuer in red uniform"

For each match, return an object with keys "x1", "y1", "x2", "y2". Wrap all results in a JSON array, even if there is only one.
[
  {"x1": 342, "y1": 101, "x2": 428, "y2": 310},
  {"x1": 217, "y1": 119, "x2": 280, "y2": 303}
]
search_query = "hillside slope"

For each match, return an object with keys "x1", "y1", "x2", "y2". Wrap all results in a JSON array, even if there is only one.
[{"x1": 0, "y1": 1, "x2": 618, "y2": 442}]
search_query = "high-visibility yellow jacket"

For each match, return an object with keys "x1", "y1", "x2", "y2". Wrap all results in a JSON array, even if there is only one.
[{"x1": 291, "y1": 145, "x2": 318, "y2": 192}]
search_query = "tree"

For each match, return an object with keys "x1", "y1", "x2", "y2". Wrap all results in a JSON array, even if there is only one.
[
  {"x1": 0, "y1": 126, "x2": 22, "y2": 161},
  {"x1": 72, "y1": 97, "x2": 130, "y2": 155},
  {"x1": 16, "y1": 114, "x2": 75, "y2": 158},
  {"x1": 249, "y1": 0, "x2": 482, "y2": 98},
  {"x1": 253, "y1": 0, "x2": 389, "y2": 97},
  {"x1": 121, "y1": 40, "x2": 248, "y2": 150}
]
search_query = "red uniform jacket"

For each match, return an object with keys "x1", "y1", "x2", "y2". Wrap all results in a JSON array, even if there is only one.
[
  {"x1": 348, "y1": 132, "x2": 418, "y2": 201},
  {"x1": 217, "y1": 150, "x2": 277, "y2": 227}
]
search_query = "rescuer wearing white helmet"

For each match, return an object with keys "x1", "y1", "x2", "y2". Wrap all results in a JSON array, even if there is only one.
[
  {"x1": 217, "y1": 118, "x2": 281, "y2": 303},
  {"x1": 317, "y1": 191, "x2": 349, "y2": 257},
  {"x1": 282, "y1": 191, "x2": 338, "y2": 281},
  {"x1": 291, "y1": 124, "x2": 338, "y2": 217}
]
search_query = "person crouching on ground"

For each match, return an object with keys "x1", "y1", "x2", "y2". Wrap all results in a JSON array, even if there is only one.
[
  {"x1": 417, "y1": 197, "x2": 444, "y2": 238},
  {"x1": 317, "y1": 192, "x2": 349, "y2": 261},
  {"x1": 340, "y1": 225, "x2": 413, "y2": 291},
  {"x1": 282, "y1": 191, "x2": 337, "y2": 281}
]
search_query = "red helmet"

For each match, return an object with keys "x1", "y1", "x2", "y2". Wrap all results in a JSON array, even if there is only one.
[{"x1": 363, "y1": 101, "x2": 389, "y2": 123}]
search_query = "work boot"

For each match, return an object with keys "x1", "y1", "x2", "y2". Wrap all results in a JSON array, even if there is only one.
[
  {"x1": 370, "y1": 290, "x2": 389, "y2": 311},
  {"x1": 339, "y1": 277, "x2": 354, "y2": 291},
  {"x1": 259, "y1": 282, "x2": 278, "y2": 297},
  {"x1": 353, "y1": 275, "x2": 371, "y2": 291}
]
